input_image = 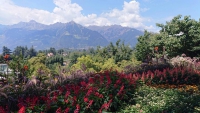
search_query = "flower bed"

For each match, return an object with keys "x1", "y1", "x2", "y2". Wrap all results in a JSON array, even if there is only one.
[
  {"x1": 1, "y1": 64, "x2": 200, "y2": 112},
  {"x1": 0, "y1": 71, "x2": 137, "y2": 113}
]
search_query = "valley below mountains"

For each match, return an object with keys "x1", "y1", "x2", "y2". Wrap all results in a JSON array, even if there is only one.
[{"x1": 0, "y1": 20, "x2": 143, "y2": 51}]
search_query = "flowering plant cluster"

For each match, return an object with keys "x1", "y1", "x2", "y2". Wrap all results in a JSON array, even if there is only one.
[
  {"x1": 169, "y1": 54, "x2": 200, "y2": 71},
  {"x1": 132, "y1": 67, "x2": 200, "y2": 86},
  {"x1": 0, "y1": 70, "x2": 137, "y2": 113}
]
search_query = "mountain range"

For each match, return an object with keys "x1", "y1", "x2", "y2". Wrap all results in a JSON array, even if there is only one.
[{"x1": 0, "y1": 20, "x2": 143, "y2": 52}]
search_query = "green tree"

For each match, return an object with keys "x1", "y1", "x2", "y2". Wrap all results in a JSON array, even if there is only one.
[
  {"x1": 96, "y1": 40, "x2": 133, "y2": 63},
  {"x1": 29, "y1": 46, "x2": 37, "y2": 58},
  {"x1": 46, "y1": 55, "x2": 64, "y2": 67},
  {"x1": 135, "y1": 15, "x2": 200, "y2": 61},
  {"x1": 134, "y1": 30, "x2": 152, "y2": 61},
  {"x1": 49, "y1": 47, "x2": 56, "y2": 55},
  {"x1": 2, "y1": 46, "x2": 12, "y2": 56},
  {"x1": 13, "y1": 46, "x2": 29, "y2": 57},
  {"x1": 69, "y1": 52, "x2": 81, "y2": 67},
  {"x1": 72, "y1": 55, "x2": 99, "y2": 72},
  {"x1": 157, "y1": 15, "x2": 200, "y2": 57},
  {"x1": 28, "y1": 53, "x2": 50, "y2": 77},
  {"x1": 57, "y1": 49, "x2": 64, "y2": 55},
  {"x1": 0, "y1": 55, "x2": 4, "y2": 63}
]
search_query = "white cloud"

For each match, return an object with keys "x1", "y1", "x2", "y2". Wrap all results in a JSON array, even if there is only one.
[
  {"x1": 74, "y1": 14, "x2": 111, "y2": 26},
  {"x1": 53, "y1": 0, "x2": 83, "y2": 22},
  {"x1": 0, "y1": 0, "x2": 57, "y2": 24},
  {"x1": 0, "y1": 0, "x2": 154, "y2": 31},
  {"x1": 100, "y1": 0, "x2": 150, "y2": 30}
]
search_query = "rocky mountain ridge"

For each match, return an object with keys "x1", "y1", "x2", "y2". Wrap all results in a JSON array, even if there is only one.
[{"x1": 0, "y1": 20, "x2": 143, "y2": 52}]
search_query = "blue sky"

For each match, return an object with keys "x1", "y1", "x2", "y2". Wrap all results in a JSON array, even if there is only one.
[{"x1": 0, "y1": 0, "x2": 199, "y2": 31}]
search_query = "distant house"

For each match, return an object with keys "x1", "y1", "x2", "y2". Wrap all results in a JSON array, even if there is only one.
[
  {"x1": 0, "y1": 64, "x2": 12, "y2": 75},
  {"x1": 62, "y1": 53, "x2": 68, "y2": 56},
  {"x1": 47, "y1": 53, "x2": 54, "y2": 57}
]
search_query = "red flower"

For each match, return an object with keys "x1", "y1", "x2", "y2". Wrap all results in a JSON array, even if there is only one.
[
  {"x1": 52, "y1": 92, "x2": 58, "y2": 102},
  {"x1": 45, "y1": 94, "x2": 52, "y2": 109},
  {"x1": 58, "y1": 86, "x2": 64, "y2": 94},
  {"x1": 65, "y1": 91, "x2": 70, "y2": 98},
  {"x1": 64, "y1": 108, "x2": 70, "y2": 113},
  {"x1": 89, "y1": 77, "x2": 94, "y2": 83},
  {"x1": 116, "y1": 79, "x2": 121, "y2": 84},
  {"x1": 117, "y1": 85, "x2": 124, "y2": 96},
  {"x1": 0, "y1": 106, "x2": 6, "y2": 113},
  {"x1": 87, "y1": 100, "x2": 93, "y2": 108},
  {"x1": 18, "y1": 106, "x2": 26, "y2": 113},
  {"x1": 74, "y1": 109, "x2": 79, "y2": 113},
  {"x1": 24, "y1": 65, "x2": 28, "y2": 71},
  {"x1": 106, "y1": 75, "x2": 111, "y2": 87},
  {"x1": 109, "y1": 94, "x2": 113, "y2": 98},
  {"x1": 4, "y1": 54, "x2": 9, "y2": 60},
  {"x1": 76, "y1": 104, "x2": 80, "y2": 110},
  {"x1": 72, "y1": 86, "x2": 80, "y2": 95},
  {"x1": 74, "y1": 104, "x2": 80, "y2": 113},
  {"x1": 99, "y1": 99, "x2": 112, "y2": 112},
  {"x1": 25, "y1": 96, "x2": 39, "y2": 110},
  {"x1": 86, "y1": 88, "x2": 93, "y2": 96},
  {"x1": 84, "y1": 97, "x2": 89, "y2": 103},
  {"x1": 56, "y1": 107, "x2": 62, "y2": 113},
  {"x1": 100, "y1": 75, "x2": 104, "y2": 85},
  {"x1": 72, "y1": 96, "x2": 77, "y2": 105},
  {"x1": 17, "y1": 98, "x2": 25, "y2": 109},
  {"x1": 94, "y1": 92, "x2": 103, "y2": 98},
  {"x1": 114, "y1": 84, "x2": 118, "y2": 88},
  {"x1": 154, "y1": 46, "x2": 158, "y2": 51},
  {"x1": 80, "y1": 81, "x2": 87, "y2": 87}
]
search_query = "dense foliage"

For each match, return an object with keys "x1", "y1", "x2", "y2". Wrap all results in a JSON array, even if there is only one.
[{"x1": 135, "y1": 15, "x2": 200, "y2": 61}]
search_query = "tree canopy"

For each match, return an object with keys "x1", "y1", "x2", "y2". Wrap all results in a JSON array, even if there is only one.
[{"x1": 135, "y1": 15, "x2": 200, "y2": 61}]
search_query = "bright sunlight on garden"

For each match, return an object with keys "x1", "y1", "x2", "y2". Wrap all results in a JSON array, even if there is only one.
[{"x1": 1, "y1": 15, "x2": 200, "y2": 113}]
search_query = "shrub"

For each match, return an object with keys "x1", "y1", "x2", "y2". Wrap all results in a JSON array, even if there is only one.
[
  {"x1": 120, "y1": 85, "x2": 200, "y2": 113},
  {"x1": 169, "y1": 55, "x2": 200, "y2": 71}
]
